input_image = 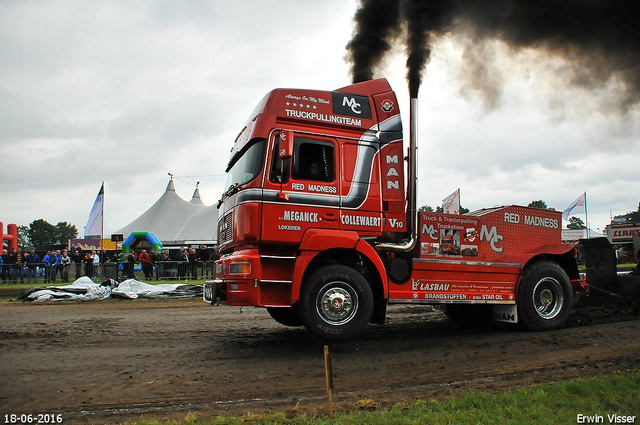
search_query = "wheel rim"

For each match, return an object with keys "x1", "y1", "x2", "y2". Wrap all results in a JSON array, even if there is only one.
[
  {"x1": 531, "y1": 277, "x2": 564, "y2": 319},
  {"x1": 316, "y1": 281, "x2": 358, "y2": 325}
]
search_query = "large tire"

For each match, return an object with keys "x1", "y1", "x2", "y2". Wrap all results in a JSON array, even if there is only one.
[
  {"x1": 267, "y1": 305, "x2": 302, "y2": 327},
  {"x1": 517, "y1": 261, "x2": 573, "y2": 331},
  {"x1": 299, "y1": 265, "x2": 374, "y2": 340}
]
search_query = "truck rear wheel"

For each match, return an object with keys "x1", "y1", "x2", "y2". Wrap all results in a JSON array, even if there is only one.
[
  {"x1": 267, "y1": 305, "x2": 302, "y2": 327},
  {"x1": 517, "y1": 261, "x2": 573, "y2": 331},
  {"x1": 299, "y1": 265, "x2": 373, "y2": 340}
]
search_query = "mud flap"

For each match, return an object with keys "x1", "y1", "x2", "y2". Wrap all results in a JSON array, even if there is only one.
[
  {"x1": 493, "y1": 304, "x2": 518, "y2": 323},
  {"x1": 580, "y1": 238, "x2": 617, "y2": 289}
]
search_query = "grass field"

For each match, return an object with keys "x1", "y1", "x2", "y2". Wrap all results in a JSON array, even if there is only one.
[{"x1": 124, "y1": 372, "x2": 639, "y2": 425}]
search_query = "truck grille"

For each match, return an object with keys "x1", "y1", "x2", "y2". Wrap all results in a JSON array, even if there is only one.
[{"x1": 218, "y1": 210, "x2": 234, "y2": 245}]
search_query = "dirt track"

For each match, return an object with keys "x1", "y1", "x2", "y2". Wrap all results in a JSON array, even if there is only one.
[{"x1": 1, "y1": 290, "x2": 639, "y2": 424}]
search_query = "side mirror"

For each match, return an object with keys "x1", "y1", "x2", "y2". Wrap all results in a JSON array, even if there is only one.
[{"x1": 279, "y1": 130, "x2": 294, "y2": 159}]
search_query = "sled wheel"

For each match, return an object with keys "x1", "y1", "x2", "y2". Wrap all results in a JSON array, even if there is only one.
[
  {"x1": 299, "y1": 265, "x2": 373, "y2": 340},
  {"x1": 267, "y1": 304, "x2": 302, "y2": 327},
  {"x1": 517, "y1": 261, "x2": 573, "y2": 331}
]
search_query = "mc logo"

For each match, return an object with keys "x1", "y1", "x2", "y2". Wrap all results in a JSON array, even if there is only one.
[
  {"x1": 480, "y1": 225, "x2": 504, "y2": 253},
  {"x1": 342, "y1": 96, "x2": 361, "y2": 114},
  {"x1": 421, "y1": 224, "x2": 439, "y2": 241}
]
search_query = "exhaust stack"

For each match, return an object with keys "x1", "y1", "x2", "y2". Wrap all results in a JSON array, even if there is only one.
[{"x1": 376, "y1": 97, "x2": 419, "y2": 253}]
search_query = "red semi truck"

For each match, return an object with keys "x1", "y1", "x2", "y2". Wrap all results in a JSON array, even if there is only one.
[{"x1": 205, "y1": 78, "x2": 587, "y2": 339}]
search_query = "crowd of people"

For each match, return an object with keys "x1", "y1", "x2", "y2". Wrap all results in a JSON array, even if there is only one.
[
  {"x1": 1, "y1": 247, "x2": 102, "y2": 283},
  {"x1": 118, "y1": 246, "x2": 214, "y2": 280},
  {"x1": 0, "y1": 245, "x2": 217, "y2": 284}
]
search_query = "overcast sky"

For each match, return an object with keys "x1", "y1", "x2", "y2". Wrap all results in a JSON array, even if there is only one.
[{"x1": 1, "y1": 0, "x2": 638, "y2": 239}]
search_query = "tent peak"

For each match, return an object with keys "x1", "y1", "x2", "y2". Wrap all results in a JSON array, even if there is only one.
[{"x1": 190, "y1": 187, "x2": 204, "y2": 205}]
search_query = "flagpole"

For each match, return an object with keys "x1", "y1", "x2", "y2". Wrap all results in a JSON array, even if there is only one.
[
  {"x1": 101, "y1": 181, "x2": 104, "y2": 250},
  {"x1": 585, "y1": 191, "x2": 589, "y2": 238}
]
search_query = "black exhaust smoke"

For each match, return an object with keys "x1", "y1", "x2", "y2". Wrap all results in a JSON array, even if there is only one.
[
  {"x1": 347, "y1": 0, "x2": 640, "y2": 109},
  {"x1": 346, "y1": 0, "x2": 401, "y2": 84}
]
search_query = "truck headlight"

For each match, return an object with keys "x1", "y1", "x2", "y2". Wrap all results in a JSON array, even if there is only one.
[{"x1": 229, "y1": 262, "x2": 251, "y2": 275}]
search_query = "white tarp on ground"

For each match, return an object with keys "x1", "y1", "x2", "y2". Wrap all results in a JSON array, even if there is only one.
[{"x1": 17, "y1": 277, "x2": 203, "y2": 302}]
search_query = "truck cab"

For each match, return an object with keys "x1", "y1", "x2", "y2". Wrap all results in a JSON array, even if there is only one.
[{"x1": 212, "y1": 79, "x2": 405, "y2": 307}]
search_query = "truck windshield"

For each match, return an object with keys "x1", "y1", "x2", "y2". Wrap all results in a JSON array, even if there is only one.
[{"x1": 223, "y1": 139, "x2": 266, "y2": 192}]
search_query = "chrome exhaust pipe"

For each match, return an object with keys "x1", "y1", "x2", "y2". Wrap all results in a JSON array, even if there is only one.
[{"x1": 376, "y1": 97, "x2": 418, "y2": 253}]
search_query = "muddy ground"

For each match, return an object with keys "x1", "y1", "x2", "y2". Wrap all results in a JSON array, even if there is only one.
[{"x1": 0, "y1": 281, "x2": 639, "y2": 424}]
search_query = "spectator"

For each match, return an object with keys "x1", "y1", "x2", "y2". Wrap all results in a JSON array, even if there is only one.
[
  {"x1": 83, "y1": 252, "x2": 93, "y2": 278},
  {"x1": 25, "y1": 249, "x2": 40, "y2": 283},
  {"x1": 156, "y1": 249, "x2": 167, "y2": 280},
  {"x1": 139, "y1": 249, "x2": 151, "y2": 279},
  {"x1": 149, "y1": 249, "x2": 158, "y2": 280},
  {"x1": 60, "y1": 249, "x2": 72, "y2": 282},
  {"x1": 91, "y1": 250, "x2": 100, "y2": 279},
  {"x1": 10, "y1": 248, "x2": 25, "y2": 283},
  {"x1": 73, "y1": 250, "x2": 83, "y2": 280},
  {"x1": 1, "y1": 249, "x2": 8, "y2": 282},
  {"x1": 189, "y1": 248, "x2": 198, "y2": 279},
  {"x1": 42, "y1": 250, "x2": 51, "y2": 283},
  {"x1": 124, "y1": 251, "x2": 135, "y2": 278},
  {"x1": 47, "y1": 250, "x2": 57, "y2": 282},
  {"x1": 54, "y1": 250, "x2": 63, "y2": 281},
  {"x1": 199, "y1": 246, "x2": 211, "y2": 278},
  {"x1": 176, "y1": 247, "x2": 187, "y2": 279}
]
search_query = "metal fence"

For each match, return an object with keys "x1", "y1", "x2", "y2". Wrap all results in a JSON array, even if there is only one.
[{"x1": 0, "y1": 261, "x2": 214, "y2": 284}]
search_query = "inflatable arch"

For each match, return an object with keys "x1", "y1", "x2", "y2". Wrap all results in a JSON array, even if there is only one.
[
  {"x1": 1, "y1": 222, "x2": 18, "y2": 253},
  {"x1": 122, "y1": 232, "x2": 163, "y2": 253}
]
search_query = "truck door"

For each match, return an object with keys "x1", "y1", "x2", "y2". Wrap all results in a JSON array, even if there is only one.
[
  {"x1": 339, "y1": 138, "x2": 383, "y2": 235},
  {"x1": 261, "y1": 131, "x2": 341, "y2": 245}
]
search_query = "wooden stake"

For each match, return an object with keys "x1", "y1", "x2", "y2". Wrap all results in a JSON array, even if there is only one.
[{"x1": 324, "y1": 345, "x2": 334, "y2": 419}]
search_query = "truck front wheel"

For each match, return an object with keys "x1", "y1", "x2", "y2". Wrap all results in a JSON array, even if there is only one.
[
  {"x1": 299, "y1": 265, "x2": 373, "y2": 340},
  {"x1": 517, "y1": 261, "x2": 573, "y2": 331}
]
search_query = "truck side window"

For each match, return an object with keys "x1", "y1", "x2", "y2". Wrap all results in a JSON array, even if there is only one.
[
  {"x1": 268, "y1": 136, "x2": 290, "y2": 184},
  {"x1": 292, "y1": 139, "x2": 334, "y2": 183}
]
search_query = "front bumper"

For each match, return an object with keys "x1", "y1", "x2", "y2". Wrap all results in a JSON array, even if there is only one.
[{"x1": 208, "y1": 249, "x2": 296, "y2": 307}]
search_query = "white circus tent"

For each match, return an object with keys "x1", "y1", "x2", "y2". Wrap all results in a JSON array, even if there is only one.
[{"x1": 116, "y1": 179, "x2": 218, "y2": 246}]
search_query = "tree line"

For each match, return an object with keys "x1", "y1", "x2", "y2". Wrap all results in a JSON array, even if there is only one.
[{"x1": 16, "y1": 219, "x2": 79, "y2": 249}]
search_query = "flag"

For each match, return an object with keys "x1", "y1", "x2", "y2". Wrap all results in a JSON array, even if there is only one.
[
  {"x1": 442, "y1": 189, "x2": 460, "y2": 215},
  {"x1": 562, "y1": 192, "x2": 586, "y2": 221},
  {"x1": 85, "y1": 183, "x2": 104, "y2": 238}
]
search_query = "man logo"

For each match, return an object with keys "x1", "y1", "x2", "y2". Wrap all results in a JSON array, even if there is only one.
[{"x1": 342, "y1": 96, "x2": 361, "y2": 114}]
